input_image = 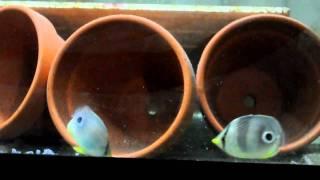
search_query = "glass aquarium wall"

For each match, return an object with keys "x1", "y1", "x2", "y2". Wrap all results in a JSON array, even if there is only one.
[{"x1": 0, "y1": 0, "x2": 320, "y2": 165}]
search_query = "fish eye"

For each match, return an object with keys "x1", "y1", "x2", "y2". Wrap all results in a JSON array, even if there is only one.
[
  {"x1": 262, "y1": 131, "x2": 275, "y2": 144},
  {"x1": 77, "y1": 117, "x2": 83, "y2": 124}
]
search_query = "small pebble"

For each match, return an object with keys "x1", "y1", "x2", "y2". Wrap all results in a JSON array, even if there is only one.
[
  {"x1": 302, "y1": 153, "x2": 320, "y2": 164},
  {"x1": 11, "y1": 148, "x2": 22, "y2": 154},
  {"x1": 303, "y1": 155, "x2": 314, "y2": 165},
  {"x1": 290, "y1": 160, "x2": 298, "y2": 164},
  {"x1": 35, "y1": 149, "x2": 41, "y2": 155},
  {"x1": 192, "y1": 111, "x2": 204, "y2": 121},
  {"x1": 43, "y1": 149, "x2": 55, "y2": 155},
  {"x1": 148, "y1": 110, "x2": 157, "y2": 116},
  {"x1": 25, "y1": 151, "x2": 34, "y2": 155}
]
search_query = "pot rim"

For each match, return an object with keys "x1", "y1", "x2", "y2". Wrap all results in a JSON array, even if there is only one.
[
  {"x1": 196, "y1": 13, "x2": 320, "y2": 153},
  {"x1": 47, "y1": 14, "x2": 194, "y2": 158},
  {"x1": 0, "y1": 5, "x2": 47, "y2": 130}
]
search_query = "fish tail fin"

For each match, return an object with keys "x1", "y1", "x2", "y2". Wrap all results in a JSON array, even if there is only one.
[
  {"x1": 212, "y1": 137, "x2": 221, "y2": 145},
  {"x1": 73, "y1": 146, "x2": 86, "y2": 155},
  {"x1": 211, "y1": 136, "x2": 224, "y2": 149}
]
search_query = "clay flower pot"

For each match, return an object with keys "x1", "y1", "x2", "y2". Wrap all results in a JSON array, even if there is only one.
[
  {"x1": 197, "y1": 14, "x2": 320, "y2": 153},
  {"x1": 47, "y1": 14, "x2": 195, "y2": 158},
  {"x1": 0, "y1": 6, "x2": 63, "y2": 139}
]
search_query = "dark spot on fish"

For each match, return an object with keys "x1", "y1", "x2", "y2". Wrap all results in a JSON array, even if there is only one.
[{"x1": 77, "y1": 117, "x2": 83, "y2": 123}]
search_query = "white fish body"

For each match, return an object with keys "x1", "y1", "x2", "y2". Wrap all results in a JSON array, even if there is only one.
[
  {"x1": 212, "y1": 114, "x2": 284, "y2": 159},
  {"x1": 67, "y1": 106, "x2": 109, "y2": 157}
]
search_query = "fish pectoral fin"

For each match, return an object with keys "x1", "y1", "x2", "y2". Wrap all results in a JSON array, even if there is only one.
[{"x1": 73, "y1": 146, "x2": 86, "y2": 155}]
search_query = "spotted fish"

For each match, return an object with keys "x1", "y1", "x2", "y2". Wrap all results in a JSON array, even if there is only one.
[{"x1": 67, "y1": 106, "x2": 110, "y2": 157}]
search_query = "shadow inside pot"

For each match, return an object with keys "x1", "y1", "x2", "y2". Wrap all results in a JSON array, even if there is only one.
[
  {"x1": 198, "y1": 15, "x2": 320, "y2": 152},
  {"x1": 0, "y1": 10, "x2": 38, "y2": 123},
  {"x1": 50, "y1": 17, "x2": 193, "y2": 156}
]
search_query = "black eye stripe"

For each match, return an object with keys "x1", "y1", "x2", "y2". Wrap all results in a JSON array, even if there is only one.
[{"x1": 221, "y1": 126, "x2": 229, "y2": 149}]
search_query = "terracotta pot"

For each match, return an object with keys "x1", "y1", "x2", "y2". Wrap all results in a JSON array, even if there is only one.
[
  {"x1": 0, "y1": 6, "x2": 63, "y2": 139},
  {"x1": 197, "y1": 14, "x2": 320, "y2": 153},
  {"x1": 47, "y1": 14, "x2": 195, "y2": 158}
]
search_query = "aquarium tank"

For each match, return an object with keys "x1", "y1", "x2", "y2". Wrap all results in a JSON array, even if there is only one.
[{"x1": 0, "y1": 0, "x2": 320, "y2": 166}]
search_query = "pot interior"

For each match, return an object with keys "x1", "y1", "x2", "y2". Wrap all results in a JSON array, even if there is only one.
[
  {"x1": 203, "y1": 17, "x2": 320, "y2": 146},
  {"x1": 52, "y1": 20, "x2": 185, "y2": 155},
  {"x1": 0, "y1": 9, "x2": 38, "y2": 123}
]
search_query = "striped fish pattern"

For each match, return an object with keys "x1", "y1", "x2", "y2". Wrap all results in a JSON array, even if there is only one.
[{"x1": 212, "y1": 114, "x2": 284, "y2": 159}]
